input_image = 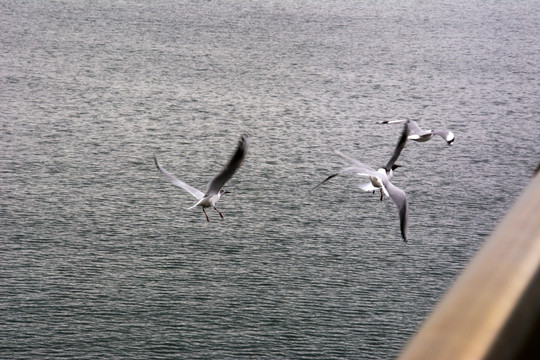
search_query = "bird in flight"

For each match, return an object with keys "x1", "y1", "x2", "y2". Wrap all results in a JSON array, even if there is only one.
[
  {"x1": 154, "y1": 134, "x2": 249, "y2": 222},
  {"x1": 377, "y1": 119, "x2": 455, "y2": 146},
  {"x1": 313, "y1": 125, "x2": 410, "y2": 242}
]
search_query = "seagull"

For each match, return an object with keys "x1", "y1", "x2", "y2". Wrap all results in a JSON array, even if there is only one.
[
  {"x1": 312, "y1": 124, "x2": 409, "y2": 242},
  {"x1": 154, "y1": 134, "x2": 249, "y2": 222},
  {"x1": 377, "y1": 119, "x2": 455, "y2": 145},
  {"x1": 313, "y1": 122, "x2": 407, "y2": 201},
  {"x1": 358, "y1": 163, "x2": 401, "y2": 200}
]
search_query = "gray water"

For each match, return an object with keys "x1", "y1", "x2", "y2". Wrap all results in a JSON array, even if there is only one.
[{"x1": 1, "y1": 1, "x2": 538, "y2": 359}]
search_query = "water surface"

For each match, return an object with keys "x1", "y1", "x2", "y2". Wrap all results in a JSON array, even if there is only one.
[{"x1": 1, "y1": 1, "x2": 538, "y2": 359}]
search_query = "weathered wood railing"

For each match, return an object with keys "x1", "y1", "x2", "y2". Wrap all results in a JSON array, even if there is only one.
[{"x1": 399, "y1": 172, "x2": 540, "y2": 360}]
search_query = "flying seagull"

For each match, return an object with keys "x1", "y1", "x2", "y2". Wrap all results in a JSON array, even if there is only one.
[
  {"x1": 377, "y1": 119, "x2": 455, "y2": 145},
  {"x1": 312, "y1": 125, "x2": 409, "y2": 242},
  {"x1": 154, "y1": 134, "x2": 249, "y2": 222},
  {"x1": 313, "y1": 122, "x2": 408, "y2": 201}
]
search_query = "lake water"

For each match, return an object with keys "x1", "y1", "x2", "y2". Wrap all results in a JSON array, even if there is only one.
[{"x1": 1, "y1": 0, "x2": 538, "y2": 359}]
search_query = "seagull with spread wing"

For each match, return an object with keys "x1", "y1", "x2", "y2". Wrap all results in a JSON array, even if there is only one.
[
  {"x1": 154, "y1": 134, "x2": 249, "y2": 222},
  {"x1": 377, "y1": 119, "x2": 455, "y2": 145},
  {"x1": 312, "y1": 125, "x2": 409, "y2": 242}
]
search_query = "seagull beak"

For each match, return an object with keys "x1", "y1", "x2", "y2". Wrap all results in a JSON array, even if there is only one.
[{"x1": 224, "y1": 190, "x2": 231, "y2": 194}]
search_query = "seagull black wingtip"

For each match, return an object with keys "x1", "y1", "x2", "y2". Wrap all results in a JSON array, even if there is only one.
[{"x1": 311, "y1": 173, "x2": 339, "y2": 191}]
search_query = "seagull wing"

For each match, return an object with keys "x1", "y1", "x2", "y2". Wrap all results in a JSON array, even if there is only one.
[
  {"x1": 311, "y1": 149, "x2": 381, "y2": 191},
  {"x1": 384, "y1": 179, "x2": 409, "y2": 242},
  {"x1": 376, "y1": 119, "x2": 408, "y2": 125},
  {"x1": 333, "y1": 150, "x2": 377, "y2": 172},
  {"x1": 431, "y1": 129, "x2": 455, "y2": 145},
  {"x1": 312, "y1": 150, "x2": 380, "y2": 191},
  {"x1": 378, "y1": 119, "x2": 423, "y2": 136},
  {"x1": 205, "y1": 134, "x2": 249, "y2": 196},
  {"x1": 404, "y1": 120, "x2": 424, "y2": 135},
  {"x1": 311, "y1": 165, "x2": 374, "y2": 191},
  {"x1": 154, "y1": 156, "x2": 205, "y2": 200},
  {"x1": 384, "y1": 122, "x2": 408, "y2": 171}
]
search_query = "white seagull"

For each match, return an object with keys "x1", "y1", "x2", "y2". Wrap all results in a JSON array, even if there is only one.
[
  {"x1": 312, "y1": 125, "x2": 409, "y2": 242},
  {"x1": 377, "y1": 119, "x2": 455, "y2": 145},
  {"x1": 154, "y1": 135, "x2": 249, "y2": 222}
]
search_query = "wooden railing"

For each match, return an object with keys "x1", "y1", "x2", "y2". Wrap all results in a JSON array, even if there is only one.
[{"x1": 399, "y1": 172, "x2": 540, "y2": 360}]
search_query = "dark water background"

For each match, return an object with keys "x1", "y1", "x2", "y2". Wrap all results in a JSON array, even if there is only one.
[{"x1": 1, "y1": 1, "x2": 538, "y2": 359}]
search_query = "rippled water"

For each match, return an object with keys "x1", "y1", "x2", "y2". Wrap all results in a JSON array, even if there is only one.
[{"x1": 1, "y1": 1, "x2": 538, "y2": 359}]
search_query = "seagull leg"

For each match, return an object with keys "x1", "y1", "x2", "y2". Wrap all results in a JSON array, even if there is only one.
[
  {"x1": 214, "y1": 206, "x2": 224, "y2": 219},
  {"x1": 203, "y1": 208, "x2": 209, "y2": 222},
  {"x1": 380, "y1": 189, "x2": 384, "y2": 201}
]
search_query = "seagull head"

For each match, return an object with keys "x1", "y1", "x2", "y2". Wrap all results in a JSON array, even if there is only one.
[{"x1": 219, "y1": 189, "x2": 231, "y2": 197}]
